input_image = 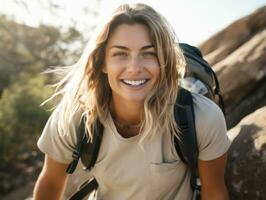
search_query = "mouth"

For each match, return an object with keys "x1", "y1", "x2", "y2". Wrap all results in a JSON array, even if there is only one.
[{"x1": 121, "y1": 79, "x2": 149, "y2": 87}]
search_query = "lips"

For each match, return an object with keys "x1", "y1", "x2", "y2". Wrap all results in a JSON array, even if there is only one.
[{"x1": 121, "y1": 79, "x2": 149, "y2": 86}]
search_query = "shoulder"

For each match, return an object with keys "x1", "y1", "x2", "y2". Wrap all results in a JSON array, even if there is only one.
[
  {"x1": 46, "y1": 107, "x2": 83, "y2": 136},
  {"x1": 191, "y1": 93, "x2": 230, "y2": 160},
  {"x1": 192, "y1": 93, "x2": 222, "y2": 115},
  {"x1": 191, "y1": 92, "x2": 224, "y2": 126},
  {"x1": 37, "y1": 107, "x2": 83, "y2": 164},
  {"x1": 191, "y1": 92, "x2": 225, "y2": 133}
]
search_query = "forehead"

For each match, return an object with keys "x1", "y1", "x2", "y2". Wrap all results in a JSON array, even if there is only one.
[{"x1": 106, "y1": 23, "x2": 153, "y2": 48}]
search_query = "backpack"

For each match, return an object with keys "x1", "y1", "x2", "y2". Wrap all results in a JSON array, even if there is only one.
[
  {"x1": 65, "y1": 43, "x2": 225, "y2": 200},
  {"x1": 179, "y1": 43, "x2": 224, "y2": 113}
]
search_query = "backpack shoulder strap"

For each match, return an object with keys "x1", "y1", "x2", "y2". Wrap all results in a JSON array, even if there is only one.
[
  {"x1": 68, "y1": 178, "x2": 98, "y2": 200},
  {"x1": 174, "y1": 88, "x2": 200, "y2": 194},
  {"x1": 66, "y1": 116, "x2": 87, "y2": 174},
  {"x1": 80, "y1": 118, "x2": 104, "y2": 170},
  {"x1": 66, "y1": 116, "x2": 103, "y2": 200},
  {"x1": 66, "y1": 116, "x2": 104, "y2": 173}
]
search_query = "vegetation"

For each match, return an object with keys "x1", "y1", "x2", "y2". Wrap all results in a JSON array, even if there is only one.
[
  {"x1": 0, "y1": 74, "x2": 52, "y2": 165},
  {"x1": 0, "y1": 15, "x2": 83, "y2": 167}
]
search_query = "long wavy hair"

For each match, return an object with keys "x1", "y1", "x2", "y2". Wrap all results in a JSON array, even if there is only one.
[{"x1": 44, "y1": 3, "x2": 186, "y2": 143}]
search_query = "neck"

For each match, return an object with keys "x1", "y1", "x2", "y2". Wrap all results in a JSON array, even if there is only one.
[{"x1": 110, "y1": 98, "x2": 143, "y2": 125}]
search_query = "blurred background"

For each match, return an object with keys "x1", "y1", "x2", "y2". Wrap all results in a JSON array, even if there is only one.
[{"x1": 0, "y1": 0, "x2": 265, "y2": 199}]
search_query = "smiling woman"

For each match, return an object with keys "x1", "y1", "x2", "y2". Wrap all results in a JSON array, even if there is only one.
[
  {"x1": 104, "y1": 23, "x2": 161, "y2": 138},
  {"x1": 104, "y1": 24, "x2": 160, "y2": 104},
  {"x1": 33, "y1": 3, "x2": 230, "y2": 200}
]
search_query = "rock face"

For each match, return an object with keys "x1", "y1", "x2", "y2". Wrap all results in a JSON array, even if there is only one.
[
  {"x1": 215, "y1": 30, "x2": 266, "y2": 128},
  {"x1": 200, "y1": 6, "x2": 266, "y2": 65},
  {"x1": 199, "y1": 6, "x2": 266, "y2": 128},
  {"x1": 226, "y1": 106, "x2": 266, "y2": 200}
]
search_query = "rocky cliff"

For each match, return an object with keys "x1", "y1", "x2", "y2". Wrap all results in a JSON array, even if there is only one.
[{"x1": 200, "y1": 6, "x2": 266, "y2": 129}]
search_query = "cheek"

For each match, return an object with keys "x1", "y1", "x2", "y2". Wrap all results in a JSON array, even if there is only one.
[
  {"x1": 108, "y1": 58, "x2": 128, "y2": 69},
  {"x1": 150, "y1": 62, "x2": 161, "y2": 80},
  {"x1": 156, "y1": 68, "x2": 161, "y2": 80},
  {"x1": 105, "y1": 64, "x2": 121, "y2": 77},
  {"x1": 105, "y1": 65, "x2": 122, "y2": 89},
  {"x1": 105, "y1": 58, "x2": 125, "y2": 75}
]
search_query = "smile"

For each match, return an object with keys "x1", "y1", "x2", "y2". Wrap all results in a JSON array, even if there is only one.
[{"x1": 121, "y1": 79, "x2": 148, "y2": 86}]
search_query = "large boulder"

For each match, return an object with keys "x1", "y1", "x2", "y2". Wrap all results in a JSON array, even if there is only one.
[
  {"x1": 226, "y1": 106, "x2": 266, "y2": 200},
  {"x1": 214, "y1": 29, "x2": 266, "y2": 128},
  {"x1": 200, "y1": 6, "x2": 266, "y2": 66},
  {"x1": 199, "y1": 6, "x2": 266, "y2": 128}
]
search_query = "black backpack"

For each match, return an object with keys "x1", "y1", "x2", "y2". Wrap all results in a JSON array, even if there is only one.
[
  {"x1": 179, "y1": 43, "x2": 224, "y2": 113},
  {"x1": 65, "y1": 43, "x2": 225, "y2": 200}
]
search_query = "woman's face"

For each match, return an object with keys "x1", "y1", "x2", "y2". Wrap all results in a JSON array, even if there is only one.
[{"x1": 103, "y1": 23, "x2": 160, "y2": 105}]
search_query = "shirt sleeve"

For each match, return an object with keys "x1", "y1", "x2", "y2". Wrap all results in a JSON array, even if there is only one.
[
  {"x1": 192, "y1": 93, "x2": 231, "y2": 161},
  {"x1": 37, "y1": 109, "x2": 80, "y2": 164}
]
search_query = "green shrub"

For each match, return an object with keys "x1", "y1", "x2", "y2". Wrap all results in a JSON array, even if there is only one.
[{"x1": 0, "y1": 74, "x2": 53, "y2": 166}]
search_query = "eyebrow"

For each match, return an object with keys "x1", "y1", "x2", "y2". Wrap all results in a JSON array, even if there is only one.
[{"x1": 109, "y1": 44, "x2": 155, "y2": 50}]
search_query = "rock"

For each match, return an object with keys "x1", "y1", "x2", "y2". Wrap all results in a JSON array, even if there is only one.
[
  {"x1": 214, "y1": 29, "x2": 266, "y2": 128},
  {"x1": 198, "y1": 6, "x2": 266, "y2": 128},
  {"x1": 226, "y1": 106, "x2": 266, "y2": 200},
  {"x1": 200, "y1": 6, "x2": 266, "y2": 65}
]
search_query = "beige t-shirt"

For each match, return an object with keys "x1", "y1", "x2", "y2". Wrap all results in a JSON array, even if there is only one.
[{"x1": 38, "y1": 93, "x2": 231, "y2": 200}]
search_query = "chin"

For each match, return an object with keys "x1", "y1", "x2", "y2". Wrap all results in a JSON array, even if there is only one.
[{"x1": 124, "y1": 95, "x2": 147, "y2": 103}]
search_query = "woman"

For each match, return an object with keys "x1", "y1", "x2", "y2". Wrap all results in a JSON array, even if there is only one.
[{"x1": 33, "y1": 3, "x2": 231, "y2": 200}]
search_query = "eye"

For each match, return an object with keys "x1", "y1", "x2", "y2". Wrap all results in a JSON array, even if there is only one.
[
  {"x1": 113, "y1": 52, "x2": 128, "y2": 57},
  {"x1": 142, "y1": 52, "x2": 157, "y2": 58}
]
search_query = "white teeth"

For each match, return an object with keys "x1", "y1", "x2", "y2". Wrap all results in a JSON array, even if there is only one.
[{"x1": 123, "y1": 79, "x2": 146, "y2": 86}]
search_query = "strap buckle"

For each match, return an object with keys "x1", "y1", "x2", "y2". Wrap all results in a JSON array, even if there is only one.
[{"x1": 72, "y1": 149, "x2": 80, "y2": 160}]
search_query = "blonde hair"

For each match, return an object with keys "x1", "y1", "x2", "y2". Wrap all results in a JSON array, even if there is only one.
[{"x1": 45, "y1": 3, "x2": 186, "y2": 142}]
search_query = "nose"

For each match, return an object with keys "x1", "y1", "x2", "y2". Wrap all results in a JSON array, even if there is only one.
[{"x1": 127, "y1": 55, "x2": 142, "y2": 74}]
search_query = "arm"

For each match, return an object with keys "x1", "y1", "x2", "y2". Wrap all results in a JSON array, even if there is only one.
[
  {"x1": 198, "y1": 153, "x2": 229, "y2": 200},
  {"x1": 33, "y1": 155, "x2": 69, "y2": 200}
]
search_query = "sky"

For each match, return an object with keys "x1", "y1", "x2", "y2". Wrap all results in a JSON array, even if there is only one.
[{"x1": 0, "y1": 0, "x2": 265, "y2": 45}]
